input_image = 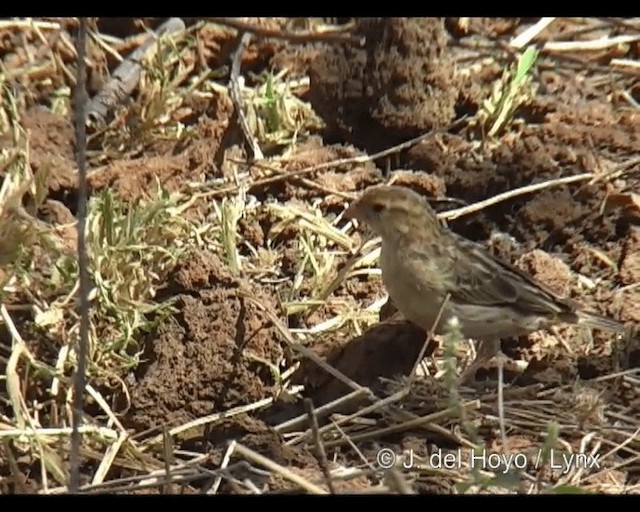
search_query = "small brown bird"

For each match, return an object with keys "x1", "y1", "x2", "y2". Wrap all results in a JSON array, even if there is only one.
[{"x1": 345, "y1": 184, "x2": 626, "y2": 382}]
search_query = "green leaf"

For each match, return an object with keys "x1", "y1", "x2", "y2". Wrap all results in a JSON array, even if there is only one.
[{"x1": 515, "y1": 46, "x2": 538, "y2": 84}]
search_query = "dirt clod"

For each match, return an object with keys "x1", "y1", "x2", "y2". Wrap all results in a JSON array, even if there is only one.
[
  {"x1": 309, "y1": 18, "x2": 457, "y2": 152},
  {"x1": 128, "y1": 253, "x2": 286, "y2": 432}
]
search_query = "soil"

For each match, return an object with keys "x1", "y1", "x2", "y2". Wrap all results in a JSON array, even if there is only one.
[{"x1": 1, "y1": 17, "x2": 639, "y2": 494}]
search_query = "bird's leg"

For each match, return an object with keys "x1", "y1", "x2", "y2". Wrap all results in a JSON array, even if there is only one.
[{"x1": 459, "y1": 338, "x2": 501, "y2": 385}]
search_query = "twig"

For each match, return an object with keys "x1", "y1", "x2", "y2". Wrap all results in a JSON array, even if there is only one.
[
  {"x1": 440, "y1": 173, "x2": 595, "y2": 221},
  {"x1": 0, "y1": 425, "x2": 118, "y2": 439},
  {"x1": 287, "y1": 388, "x2": 411, "y2": 447},
  {"x1": 323, "y1": 400, "x2": 480, "y2": 448},
  {"x1": 70, "y1": 16, "x2": 89, "y2": 494},
  {"x1": 409, "y1": 293, "x2": 450, "y2": 383},
  {"x1": 231, "y1": 159, "x2": 357, "y2": 200},
  {"x1": 90, "y1": 431, "x2": 128, "y2": 485},
  {"x1": 85, "y1": 384, "x2": 126, "y2": 434},
  {"x1": 143, "y1": 395, "x2": 277, "y2": 447},
  {"x1": 543, "y1": 34, "x2": 640, "y2": 52},
  {"x1": 86, "y1": 17, "x2": 186, "y2": 128},
  {"x1": 0, "y1": 19, "x2": 61, "y2": 30},
  {"x1": 330, "y1": 421, "x2": 376, "y2": 471},
  {"x1": 592, "y1": 368, "x2": 640, "y2": 382},
  {"x1": 232, "y1": 442, "x2": 328, "y2": 494},
  {"x1": 509, "y1": 17, "x2": 556, "y2": 49},
  {"x1": 205, "y1": 116, "x2": 470, "y2": 198},
  {"x1": 48, "y1": 458, "x2": 218, "y2": 494},
  {"x1": 619, "y1": 90, "x2": 640, "y2": 109},
  {"x1": 581, "y1": 428, "x2": 640, "y2": 484},
  {"x1": 598, "y1": 18, "x2": 640, "y2": 31},
  {"x1": 274, "y1": 388, "x2": 369, "y2": 433},
  {"x1": 207, "y1": 440, "x2": 236, "y2": 494},
  {"x1": 228, "y1": 31, "x2": 263, "y2": 160},
  {"x1": 611, "y1": 58, "x2": 640, "y2": 70},
  {"x1": 239, "y1": 290, "x2": 374, "y2": 399},
  {"x1": 497, "y1": 351, "x2": 507, "y2": 451},
  {"x1": 209, "y1": 17, "x2": 364, "y2": 46},
  {"x1": 162, "y1": 427, "x2": 175, "y2": 494},
  {"x1": 304, "y1": 398, "x2": 335, "y2": 493},
  {"x1": 390, "y1": 405, "x2": 478, "y2": 449}
]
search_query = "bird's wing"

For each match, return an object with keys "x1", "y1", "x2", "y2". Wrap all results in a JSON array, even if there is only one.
[{"x1": 448, "y1": 235, "x2": 571, "y2": 317}]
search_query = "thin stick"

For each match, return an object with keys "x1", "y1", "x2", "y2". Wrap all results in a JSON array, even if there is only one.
[
  {"x1": 90, "y1": 431, "x2": 128, "y2": 485},
  {"x1": 304, "y1": 398, "x2": 335, "y2": 493},
  {"x1": 144, "y1": 395, "x2": 276, "y2": 446},
  {"x1": 275, "y1": 388, "x2": 369, "y2": 433},
  {"x1": 543, "y1": 34, "x2": 640, "y2": 52},
  {"x1": 162, "y1": 427, "x2": 175, "y2": 494},
  {"x1": 497, "y1": 352, "x2": 507, "y2": 451},
  {"x1": 239, "y1": 290, "x2": 374, "y2": 398},
  {"x1": 598, "y1": 17, "x2": 640, "y2": 31},
  {"x1": 70, "y1": 16, "x2": 90, "y2": 494},
  {"x1": 0, "y1": 19, "x2": 61, "y2": 30},
  {"x1": 207, "y1": 440, "x2": 236, "y2": 494},
  {"x1": 86, "y1": 17, "x2": 186, "y2": 127},
  {"x1": 409, "y1": 293, "x2": 450, "y2": 382},
  {"x1": 232, "y1": 442, "x2": 328, "y2": 494},
  {"x1": 0, "y1": 425, "x2": 119, "y2": 439},
  {"x1": 509, "y1": 17, "x2": 556, "y2": 49},
  {"x1": 581, "y1": 428, "x2": 640, "y2": 484},
  {"x1": 330, "y1": 421, "x2": 376, "y2": 471},
  {"x1": 288, "y1": 388, "x2": 410, "y2": 446},
  {"x1": 209, "y1": 17, "x2": 363, "y2": 46},
  {"x1": 206, "y1": 116, "x2": 470, "y2": 198},
  {"x1": 229, "y1": 31, "x2": 263, "y2": 160},
  {"x1": 440, "y1": 173, "x2": 594, "y2": 221},
  {"x1": 323, "y1": 400, "x2": 480, "y2": 448},
  {"x1": 611, "y1": 58, "x2": 640, "y2": 70}
]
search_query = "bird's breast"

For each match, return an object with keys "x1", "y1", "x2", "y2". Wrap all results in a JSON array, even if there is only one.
[{"x1": 379, "y1": 243, "x2": 449, "y2": 331}]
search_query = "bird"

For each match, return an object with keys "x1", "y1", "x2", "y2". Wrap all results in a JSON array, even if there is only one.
[{"x1": 344, "y1": 184, "x2": 627, "y2": 383}]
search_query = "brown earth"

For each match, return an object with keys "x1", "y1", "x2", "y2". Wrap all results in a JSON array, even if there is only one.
[{"x1": 1, "y1": 17, "x2": 639, "y2": 494}]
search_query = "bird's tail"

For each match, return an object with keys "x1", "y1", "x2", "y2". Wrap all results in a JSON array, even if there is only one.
[{"x1": 576, "y1": 310, "x2": 627, "y2": 333}]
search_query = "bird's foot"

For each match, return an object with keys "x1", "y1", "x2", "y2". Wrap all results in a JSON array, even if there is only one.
[{"x1": 460, "y1": 351, "x2": 523, "y2": 390}]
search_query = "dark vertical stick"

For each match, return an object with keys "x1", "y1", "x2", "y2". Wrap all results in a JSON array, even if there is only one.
[
  {"x1": 304, "y1": 398, "x2": 336, "y2": 494},
  {"x1": 69, "y1": 16, "x2": 90, "y2": 494}
]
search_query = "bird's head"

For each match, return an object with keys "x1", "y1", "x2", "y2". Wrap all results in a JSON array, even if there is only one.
[{"x1": 344, "y1": 185, "x2": 441, "y2": 241}]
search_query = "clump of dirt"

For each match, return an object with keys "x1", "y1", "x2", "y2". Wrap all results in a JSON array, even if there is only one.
[
  {"x1": 18, "y1": 108, "x2": 77, "y2": 203},
  {"x1": 126, "y1": 251, "x2": 287, "y2": 432},
  {"x1": 389, "y1": 170, "x2": 448, "y2": 200},
  {"x1": 515, "y1": 249, "x2": 574, "y2": 297},
  {"x1": 203, "y1": 414, "x2": 325, "y2": 493},
  {"x1": 87, "y1": 107, "x2": 234, "y2": 203},
  {"x1": 292, "y1": 319, "x2": 430, "y2": 410},
  {"x1": 308, "y1": 17, "x2": 458, "y2": 152}
]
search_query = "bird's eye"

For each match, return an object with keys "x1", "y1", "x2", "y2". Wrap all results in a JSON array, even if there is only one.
[{"x1": 371, "y1": 203, "x2": 385, "y2": 213}]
